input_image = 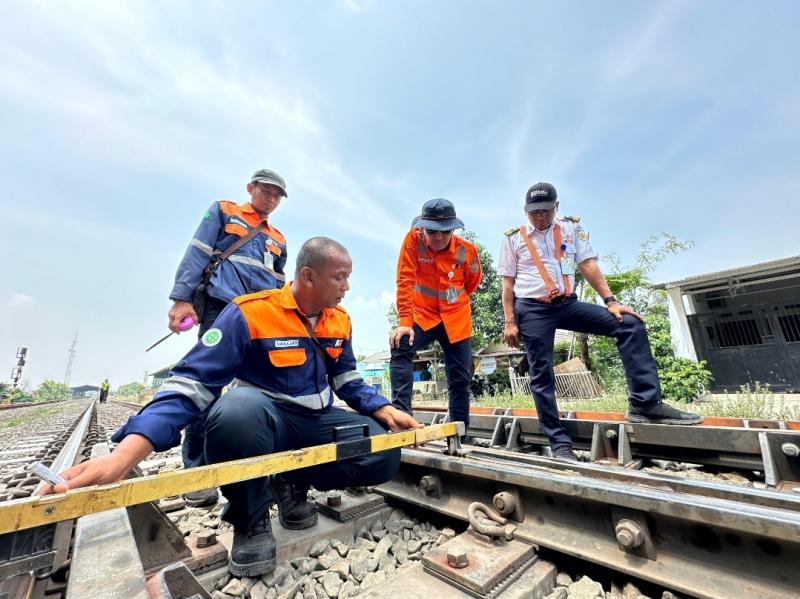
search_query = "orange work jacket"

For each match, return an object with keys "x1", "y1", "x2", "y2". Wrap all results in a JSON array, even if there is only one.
[{"x1": 396, "y1": 229, "x2": 482, "y2": 343}]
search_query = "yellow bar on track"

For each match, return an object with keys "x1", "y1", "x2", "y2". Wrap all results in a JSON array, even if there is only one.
[{"x1": 0, "y1": 422, "x2": 462, "y2": 534}]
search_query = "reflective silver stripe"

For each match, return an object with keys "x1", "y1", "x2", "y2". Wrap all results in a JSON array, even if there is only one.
[
  {"x1": 331, "y1": 370, "x2": 362, "y2": 391},
  {"x1": 275, "y1": 272, "x2": 286, "y2": 282},
  {"x1": 190, "y1": 239, "x2": 214, "y2": 256},
  {"x1": 415, "y1": 283, "x2": 465, "y2": 301},
  {"x1": 236, "y1": 380, "x2": 332, "y2": 410},
  {"x1": 228, "y1": 254, "x2": 271, "y2": 273},
  {"x1": 455, "y1": 245, "x2": 467, "y2": 265},
  {"x1": 160, "y1": 376, "x2": 216, "y2": 411},
  {"x1": 414, "y1": 283, "x2": 438, "y2": 298}
]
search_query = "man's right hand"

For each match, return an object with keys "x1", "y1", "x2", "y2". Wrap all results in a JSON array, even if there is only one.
[
  {"x1": 389, "y1": 325, "x2": 414, "y2": 348},
  {"x1": 36, "y1": 454, "x2": 131, "y2": 496},
  {"x1": 168, "y1": 301, "x2": 198, "y2": 333},
  {"x1": 504, "y1": 321, "x2": 521, "y2": 348},
  {"x1": 35, "y1": 434, "x2": 153, "y2": 496}
]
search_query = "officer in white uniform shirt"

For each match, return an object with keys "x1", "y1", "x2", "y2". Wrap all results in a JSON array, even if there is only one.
[{"x1": 498, "y1": 182, "x2": 701, "y2": 462}]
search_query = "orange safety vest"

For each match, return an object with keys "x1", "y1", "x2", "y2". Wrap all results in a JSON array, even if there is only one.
[
  {"x1": 518, "y1": 224, "x2": 572, "y2": 302},
  {"x1": 396, "y1": 229, "x2": 482, "y2": 343}
]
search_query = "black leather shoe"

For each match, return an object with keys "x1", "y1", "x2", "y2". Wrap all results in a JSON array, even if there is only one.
[
  {"x1": 270, "y1": 474, "x2": 318, "y2": 530},
  {"x1": 627, "y1": 401, "x2": 703, "y2": 425},
  {"x1": 552, "y1": 446, "x2": 581, "y2": 463},
  {"x1": 183, "y1": 487, "x2": 219, "y2": 507},
  {"x1": 229, "y1": 519, "x2": 277, "y2": 577}
]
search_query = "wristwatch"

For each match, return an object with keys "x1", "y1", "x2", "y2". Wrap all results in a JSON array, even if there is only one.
[{"x1": 602, "y1": 295, "x2": 618, "y2": 305}]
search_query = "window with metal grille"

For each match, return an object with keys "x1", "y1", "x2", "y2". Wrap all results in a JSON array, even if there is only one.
[
  {"x1": 778, "y1": 304, "x2": 800, "y2": 343},
  {"x1": 708, "y1": 318, "x2": 763, "y2": 347}
]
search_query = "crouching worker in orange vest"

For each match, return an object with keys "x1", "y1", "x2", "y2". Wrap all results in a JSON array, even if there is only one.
[
  {"x1": 37, "y1": 237, "x2": 422, "y2": 578},
  {"x1": 389, "y1": 199, "x2": 482, "y2": 439}
]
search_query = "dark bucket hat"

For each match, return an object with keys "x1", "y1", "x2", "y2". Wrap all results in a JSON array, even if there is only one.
[{"x1": 411, "y1": 198, "x2": 465, "y2": 231}]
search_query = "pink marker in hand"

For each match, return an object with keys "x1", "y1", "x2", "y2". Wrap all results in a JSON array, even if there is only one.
[{"x1": 146, "y1": 316, "x2": 197, "y2": 352}]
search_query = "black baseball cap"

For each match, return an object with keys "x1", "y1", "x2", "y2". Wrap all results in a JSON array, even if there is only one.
[{"x1": 524, "y1": 182, "x2": 557, "y2": 212}]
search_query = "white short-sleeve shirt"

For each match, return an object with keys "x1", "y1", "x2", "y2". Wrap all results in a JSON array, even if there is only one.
[{"x1": 497, "y1": 217, "x2": 598, "y2": 299}]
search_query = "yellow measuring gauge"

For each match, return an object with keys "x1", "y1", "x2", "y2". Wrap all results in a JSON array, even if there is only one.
[{"x1": 0, "y1": 422, "x2": 463, "y2": 534}]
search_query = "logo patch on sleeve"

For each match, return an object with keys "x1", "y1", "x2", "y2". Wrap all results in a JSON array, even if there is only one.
[
  {"x1": 201, "y1": 328, "x2": 223, "y2": 347},
  {"x1": 275, "y1": 339, "x2": 299, "y2": 348}
]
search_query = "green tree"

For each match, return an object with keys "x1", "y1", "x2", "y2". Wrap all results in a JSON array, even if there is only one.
[
  {"x1": 585, "y1": 234, "x2": 713, "y2": 402},
  {"x1": 0, "y1": 382, "x2": 9, "y2": 402},
  {"x1": 464, "y1": 231, "x2": 503, "y2": 350},
  {"x1": 36, "y1": 379, "x2": 71, "y2": 402},
  {"x1": 116, "y1": 382, "x2": 145, "y2": 397}
]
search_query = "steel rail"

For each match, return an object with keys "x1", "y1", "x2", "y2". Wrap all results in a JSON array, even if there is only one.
[
  {"x1": 415, "y1": 408, "x2": 800, "y2": 489},
  {"x1": 377, "y1": 446, "x2": 800, "y2": 599},
  {"x1": 0, "y1": 401, "x2": 97, "y2": 598}
]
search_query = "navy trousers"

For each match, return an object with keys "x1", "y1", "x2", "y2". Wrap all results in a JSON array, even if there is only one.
[
  {"x1": 181, "y1": 296, "x2": 228, "y2": 469},
  {"x1": 389, "y1": 322, "x2": 471, "y2": 429},
  {"x1": 516, "y1": 296, "x2": 660, "y2": 449},
  {"x1": 204, "y1": 387, "x2": 400, "y2": 531}
]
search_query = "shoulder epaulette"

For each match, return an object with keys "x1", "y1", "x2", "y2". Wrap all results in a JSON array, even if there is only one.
[
  {"x1": 234, "y1": 288, "x2": 280, "y2": 306},
  {"x1": 504, "y1": 227, "x2": 520, "y2": 236},
  {"x1": 564, "y1": 215, "x2": 581, "y2": 223}
]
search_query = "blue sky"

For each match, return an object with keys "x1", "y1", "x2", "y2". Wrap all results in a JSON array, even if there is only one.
[{"x1": 1, "y1": 1, "x2": 798, "y2": 389}]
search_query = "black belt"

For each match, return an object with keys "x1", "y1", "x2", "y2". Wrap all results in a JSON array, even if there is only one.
[{"x1": 531, "y1": 293, "x2": 577, "y2": 305}]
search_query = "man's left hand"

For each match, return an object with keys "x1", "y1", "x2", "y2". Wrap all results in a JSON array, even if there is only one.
[
  {"x1": 607, "y1": 301, "x2": 643, "y2": 323},
  {"x1": 372, "y1": 405, "x2": 424, "y2": 432}
]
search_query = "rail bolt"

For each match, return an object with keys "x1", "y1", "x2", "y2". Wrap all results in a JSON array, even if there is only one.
[
  {"x1": 420, "y1": 475, "x2": 437, "y2": 492},
  {"x1": 446, "y1": 546, "x2": 469, "y2": 569},
  {"x1": 615, "y1": 519, "x2": 644, "y2": 549},
  {"x1": 327, "y1": 492, "x2": 342, "y2": 507},
  {"x1": 493, "y1": 491, "x2": 516, "y2": 515},
  {"x1": 605, "y1": 429, "x2": 618, "y2": 440},
  {"x1": 781, "y1": 443, "x2": 800, "y2": 458}
]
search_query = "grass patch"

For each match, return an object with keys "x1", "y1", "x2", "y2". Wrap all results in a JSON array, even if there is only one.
[
  {"x1": 0, "y1": 406, "x2": 62, "y2": 429},
  {"x1": 473, "y1": 383, "x2": 800, "y2": 420}
]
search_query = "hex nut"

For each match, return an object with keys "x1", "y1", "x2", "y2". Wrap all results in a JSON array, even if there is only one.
[
  {"x1": 446, "y1": 546, "x2": 469, "y2": 568},
  {"x1": 327, "y1": 492, "x2": 342, "y2": 507},
  {"x1": 197, "y1": 531, "x2": 217, "y2": 548},
  {"x1": 605, "y1": 429, "x2": 618, "y2": 440},
  {"x1": 615, "y1": 519, "x2": 644, "y2": 549}
]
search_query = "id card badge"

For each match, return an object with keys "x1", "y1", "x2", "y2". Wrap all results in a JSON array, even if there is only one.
[
  {"x1": 264, "y1": 251, "x2": 274, "y2": 270},
  {"x1": 560, "y1": 257, "x2": 576, "y2": 276},
  {"x1": 445, "y1": 286, "x2": 459, "y2": 304}
]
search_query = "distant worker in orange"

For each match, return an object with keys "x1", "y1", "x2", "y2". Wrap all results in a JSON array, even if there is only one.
[{"x1": 389, "y1": 199, "x2": 482, "y2": 436}]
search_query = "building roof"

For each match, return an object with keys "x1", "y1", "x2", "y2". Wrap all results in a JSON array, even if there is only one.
[
  {"x1": 71, "y1": 385, "x2": 100, "y2": 392},
  {"x1": 653, "y1": 255, "x2": 800, "y2": 292},
  {"x1": 361, "y1": 350, "x2": 390, "y2": 367}
]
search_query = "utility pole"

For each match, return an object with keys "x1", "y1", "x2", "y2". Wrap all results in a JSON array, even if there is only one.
[{"x1": 64, "y1": 331, "x2": 78, "y2": 387}]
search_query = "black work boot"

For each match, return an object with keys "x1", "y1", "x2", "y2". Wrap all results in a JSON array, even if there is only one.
[
  {"x1": 229, "y1": 519, "x2": 276, "y2": 577},
  {"x1": 183, "y1": 487, "x2": 219, "y2": 507},
  {"x1": 627, "y1": 401, "x2": 703, "y2": 425},
  {"x1": 551, "y1": 446, "x2": 581, "y2": 463},
  {"x1": 270, "y1": 474, "x2": 318, "y2": 530}
]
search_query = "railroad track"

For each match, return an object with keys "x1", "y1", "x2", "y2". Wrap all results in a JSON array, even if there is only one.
[{"x1": 0, "y1": 401, "x2": 798, "y2": 598}]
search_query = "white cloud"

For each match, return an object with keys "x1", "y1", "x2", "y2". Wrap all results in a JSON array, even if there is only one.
[
  {"x1": 351, "y1": 290, "x2": 394, "y2": 311},
  {"x1": 9, "y1": 293, "x2": 35, "y2": 308}
]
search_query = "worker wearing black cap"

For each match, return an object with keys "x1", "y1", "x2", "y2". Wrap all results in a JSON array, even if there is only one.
[
  {"x1": 498, "y1": 183, "x2": 702, "y2": 462},
  {"x1": 167, "y1": 168, "x2": 289, "y2": 506}
]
